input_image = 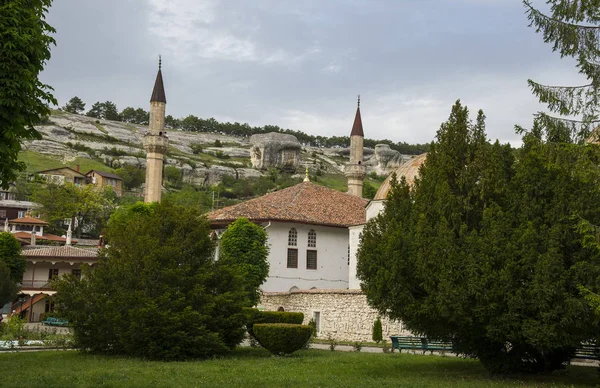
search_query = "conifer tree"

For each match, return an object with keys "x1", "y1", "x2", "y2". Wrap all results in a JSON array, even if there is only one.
[{"x1": 523, "y1": 0, "x2": 600, "y2": 143}]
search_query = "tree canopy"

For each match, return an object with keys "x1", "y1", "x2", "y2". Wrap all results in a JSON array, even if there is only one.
[
  {"x1": 0, "y1": 232, "x2": 26, "y2": 306},
  {"x1": 62, "y1": 96, "x2": 86, "y2": 114},
  {"x1": 53, "y1": 201, "x2": 249, "y2": 360},
  {"x1": 357, "y1": 100, "x2": 600, "y2": 374},
  {"x1": 219, "y1": 218, "x2": 270, "y2": 306},
  {"x1": 523, "y1": 0, "x2": 600, "y2": 143},
  {"x1": 0, "y1": 0, "x2": 56, "y2": 188}
]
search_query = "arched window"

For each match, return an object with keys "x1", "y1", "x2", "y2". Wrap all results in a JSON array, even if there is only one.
[
  {"x1": 277, "y1": 306, "x2": 285, "y2": 312},
  {"x1": 308, "y1": 229, "x2": 317, "y2": 247},
  {"x1": 288, "y1": 228, "x2": 297, "y2": 246}
]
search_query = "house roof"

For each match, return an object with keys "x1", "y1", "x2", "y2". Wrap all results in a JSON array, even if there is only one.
[
  {"x1": 0, "y1": 200, "x2": 39, "y2": 210},
  {"x1": 150, "y1": 67, "x2": 166, "y2": 103},
  {"x1": 22, "y1": 245, "x2": 97, "y2": 258},
  {"x1": 36, "y1": 166, "x2": 87, "y2": 178},
  {"x1": 9, "y1": 216, "x2": 48, "y2": 225},
  {"x1": 208, "y1": 181, "x2": 368, "y2": 228},
  {"x1": 373, "y1": 153, "x2": 427, "y2": 201},
  {"x1": 86, "y1": 170, "x2": 122, "y2": 180},
  {"x1": 12, "y1": 232, "x2": 77, "y2": 243},
  {"x1": 350, "y1": 106, "x2": 364, "y2": 137}
]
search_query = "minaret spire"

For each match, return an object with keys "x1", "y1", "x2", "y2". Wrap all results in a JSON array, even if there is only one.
[
  {"x1": 158, "y1": 54, "x2": 162, "y2": 70},
  {"x1": 345, "y1": 96, "x2": 366, "y2": 197}
]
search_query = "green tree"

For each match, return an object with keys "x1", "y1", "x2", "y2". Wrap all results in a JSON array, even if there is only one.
[
  {"x1": 114, "y1": 165, "x2": 145, "y2": 190},
  {"x1": 119, "y1": 107, "x2": 137, "y2": 123},
  {"x1": 163, "y1": 185, "x2": 210, "y2": 211},
  {"x1": 362, "y1": 181, "x2": 377, "y2": 199},
  {"x1": 86, "y1": 102, "x2": 103, "y2": 119},
  {"x1": 358, "y1": 100, "x2": 600, "y2": 374},
  {"x1": 372, "y1": 316, "x2": 383, "y2": 343},
  {"x1": 219, "y1": 218, "x2": 270, "y2": 306},
  {"x1": 62, "y1": 96, "x2": 86, "y2": 114},
  {"x1": 31, "y1": 182, "x2": 116, "y2": 238},
  {"x1": 523, "y1": 0, "x2": 600, "y2": 143},
  {"x1": 0, "y1": 232, "x2": 26, "y2": 306},
  {"x1": 102, "y1": 101, "x2": 120, "y2": 121},
  {"x1": 53, "y1": 201, "x2": 248, "y2": 360},
  {"x1": 0, "y1": 0, "x2": 56, "y2": 188},
  {"x1": 163, "y1": 165, "x2": 182, "y2": 187}
]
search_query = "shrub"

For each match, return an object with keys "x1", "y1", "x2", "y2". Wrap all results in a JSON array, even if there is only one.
[
  {"x1": 245, "y1": 309, "x2": 304, "y2": 340},
  {"x1": 353, "y1": 341, "x2": 363, "y2": 352},
  {"x1": 372, "y1": 317, "x2": 383, "y2": 343},
  {"x1": 253, "y1": 323, "x2": 312, "y2": 355},
  {"x1": 327, "y1": 333, "x2": 338, "y2": 351},
  {"x1": 190, "y1": 143, "x2": 203, "y2": 154}
]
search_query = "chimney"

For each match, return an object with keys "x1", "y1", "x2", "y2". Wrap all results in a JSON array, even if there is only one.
[
  {"x1": 66, "y1": 223, "x2": 72, "y2": 246},
  {"x1": 76, "y1": 164, "x2": 80, "y2": 172},
  {"x1": 30, "y1": 232, "x2": 36, "y2": 246}
]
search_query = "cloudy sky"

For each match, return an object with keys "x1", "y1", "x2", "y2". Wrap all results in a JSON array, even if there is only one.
[{"x1": 41, "y1": 0, "x2": 585, "y2": 145}]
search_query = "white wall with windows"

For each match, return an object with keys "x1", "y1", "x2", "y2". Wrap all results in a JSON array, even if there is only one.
[{"x1": 261, "y1": 222, "x2": 350, "y2": 292}]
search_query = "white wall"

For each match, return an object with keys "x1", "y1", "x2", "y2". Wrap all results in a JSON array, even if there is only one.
[
  {"x1": 348, "y1": 225, "x2": 364, "y2": 290},
  {"x1": 262, "y1": 222, "x2": 350, "y2": 292}
]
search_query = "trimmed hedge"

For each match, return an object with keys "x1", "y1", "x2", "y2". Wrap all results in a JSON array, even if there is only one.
[
  {"x1": 253, "y1": 323, "x2": 312, "y2": 355},
  {"x1": 245, "y1": 308, "x2": 304, "y2": 339}
]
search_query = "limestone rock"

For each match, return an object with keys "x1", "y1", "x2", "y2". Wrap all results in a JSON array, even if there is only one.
[
  {"x1": 205, "y1": 147, "x2": 250, "y2": 158},
  {"x1": 237, "y1": 168, "x2": 262, "y2": 180},
  {"x1": 250, "y1": 132, "x2": 301, "y2": 170},
  {"x1": 207, "y1": 165, "x2": 237, "y2": 185},
  {"x1": 374, "y1": 144, "x2": 408, "y2": 175},
  {"x1": 22, "y1": 140, "x2": 74, "y2": 157}
]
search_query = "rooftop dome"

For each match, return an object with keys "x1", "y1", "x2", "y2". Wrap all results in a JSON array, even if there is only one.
[{"x1": 373, "y1": 153, "x2": 427, "y2": 201}]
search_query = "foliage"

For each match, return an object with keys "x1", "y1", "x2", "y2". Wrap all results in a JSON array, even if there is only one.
[
  {"x1": 53, "y1": 201, "x2": 249, "y2": 360},
  {"x1": 190, "y1": 143, "x2": 203, "y2": 154},
  {"x1": 0, "y1": 0, "x2": 56, "y2": 188},
  {"x1": 362, "y1": 181, "x2": 377, "y2": 199},
  {"x1": 253, "y1": 323, "x2": 312, "y2": 355},
  {"x1": 1, "y1": 315, "x2": 26, "y2": 340},
  {"x1": 114, "y1": 165, "x2": 145, "y2": 190},
  {"x1": 163, "y1": 165, "x2": 181, "y2": 186},
  {"x1": 0, "y1": 233, "x2": 26, "y2": 306},
  {"x1": 372, "y1": 317, "x2": 383, "y2": 344},
  {"x1": 30, "y1": 183, "x2": 116, "y2": 238},
  {"x1": 62, "y1": 96, "x2": 86, "y2": 114},
  {"x1": 120, "y1": 107, "x2": 149, "y2": 125},
  {"x1": 523, "y1": 0, "x2": 600, "y2": 143},
  {"x1": 245, "y1": 309, "x2": 304, "y2": 340},
  {"x1": 357, "y1": 100, "x2": 600, "y2": 374},
  {"x1": 327, "y1": 333, "x2": 338, "y2": 351},
  {"x1": 352, "y1": 341, "x2": 363, "y2": 352},
  {"x1": 163, "y1": 185, "x2": 210, "y2": 211},
  {"x1": 85, "y1": 101, "x2": 120, "y2": 121},
  {"x1": 220, "y1": 218, "x2": 270, "y2": 306}
]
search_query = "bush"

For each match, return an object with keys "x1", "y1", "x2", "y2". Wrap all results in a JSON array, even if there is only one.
[
  {"x1": 372, "y1": 317, "x2": 383, "y2": 343},
  {"x1": 245, "y1": 309, "x2": 304, "y2": 340},
  {"x1": 253, "y1": 323, "x2": 312, "y2": 355}
]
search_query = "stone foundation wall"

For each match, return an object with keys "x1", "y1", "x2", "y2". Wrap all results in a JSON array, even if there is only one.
[{"x1": 259, "y1": 289, "x2": 412, "y2": 342}]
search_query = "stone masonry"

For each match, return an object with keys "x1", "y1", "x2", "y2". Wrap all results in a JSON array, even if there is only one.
[{"x1": 259, "y1": 289, "x2": 412, "y2": 342}]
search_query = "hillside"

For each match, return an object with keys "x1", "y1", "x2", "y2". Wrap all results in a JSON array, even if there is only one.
[{"x1": 18, "y1": 111, "x2": 406, "y2": 195}]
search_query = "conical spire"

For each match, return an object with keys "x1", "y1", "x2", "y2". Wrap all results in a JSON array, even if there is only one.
[
  {"x1": 150, "y1": 55, "x2": 166, "y2": 103},
  {"x1": 350, "y1": 95, "x2": 363, "y2": 137}
]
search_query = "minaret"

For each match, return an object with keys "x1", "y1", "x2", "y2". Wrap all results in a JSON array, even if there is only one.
[
  {"x1": 345, "y1": 95, "x2": 366, "y2": 197},
  {"x1": 144, "y1": 56, "x2": 168, "y2": 203}
]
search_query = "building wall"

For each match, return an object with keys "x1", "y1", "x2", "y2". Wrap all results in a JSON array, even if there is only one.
[
  {"x1": 348, "y1": 225, "x2": 364, "y2": 290},
  {"x1": 90, "y1": 174, "x2": 123, "y2": 197},
  {"x1": 259, "y1": 290, "x2": 412, "y2": 342},
  {"x1": 39, "y1": 168, "x2": 86, "y2": 186},
  {"x1": 261, "y1": 222, "x2": 350, "y2": 292},
  {"x1": 21, "y1": 261, "x2": 86, "y2": 288}
]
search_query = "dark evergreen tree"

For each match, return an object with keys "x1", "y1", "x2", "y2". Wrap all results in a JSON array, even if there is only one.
[
  {"x1": 0, "y1": 232, "x2": 26, "y2": 306},
  {"x1": 358, "y1": 100, "x2": 600, "y2": 374},
  {"x1": 53, "y1": 201, "x2": 249, "y2": 360},
  {"x1": 62, "y1": 96, "x2": 86, "y2": 114},
  {"x1": 102, "y1": 101, "x2": 120, "y2": 121},
  {"x1": 523, "y1": 0, "x2": 600, "y2": 143},
  {"x1": 86, "y1": 102, "x2": 103, "y2": 119}
]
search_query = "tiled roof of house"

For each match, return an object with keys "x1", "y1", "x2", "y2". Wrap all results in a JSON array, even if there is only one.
[
  {"x1": 22, "y1": 245, "x2": 97, "y2": 258},
  {"x1": 12, "y1": 232, "x2": 77, "y2": 243},
  {"x1": 9, "y1": 216, "x2": 48, "y2": 225},
  {"x1": 373, "y1": 153, "x2": 427, "y2": 201},
  {"x1": 36, "y1": 166, "x2": 87, "y2": 178},
  {"x1": 86, "y1": 170, "x2": 122, "y2": 180},
  {"x1": 208, "y1": 182, "x2": 368, "y2": 228}
]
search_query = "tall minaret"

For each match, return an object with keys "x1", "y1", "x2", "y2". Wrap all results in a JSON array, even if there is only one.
[
  {"x1": 345, "y1": 95, "x2": 366, "y2": 197},
  {"x1": 144, "y1": 56, "x2": 168, "y2": 203}
]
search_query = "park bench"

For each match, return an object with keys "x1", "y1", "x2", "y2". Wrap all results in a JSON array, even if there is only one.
[
  {"x1": 41, "y1": 317, "x2": 69, "y2": 327},
  {"x1": 574, "y1": 343, "x2": 600, "y2": 360},
  {"x1": 389, "y1": 336, "x2": 453, "y2": 354}
]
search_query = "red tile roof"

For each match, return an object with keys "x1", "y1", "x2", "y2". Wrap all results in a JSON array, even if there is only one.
[
  {"x1": 208, "y1": 182, "x2": 368, "y2": 228},
  {"x1": 9, "y1": 216, "x2": 48, "y2": 225},
  {"x1": 12, "y1": 232, "x2": 77, "y2": 243},
  {"x1": 22, "y1": 245, "x2": 97, "y2": 258}
]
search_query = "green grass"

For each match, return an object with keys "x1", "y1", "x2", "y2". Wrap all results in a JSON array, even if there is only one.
[
  {"x1": 19, "y1": 151, "x2": 113, "y2": 174},
  {"x1": 0, "y1": 348, "x2": 595, "y2": 387},
  {"x1": 93, "y1": 122, "x2": 109, "y2": 135}
]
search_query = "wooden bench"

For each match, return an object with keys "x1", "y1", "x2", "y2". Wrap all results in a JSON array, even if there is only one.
[
  {"x1": 390, "y1": 336, "x2": 453, "y2": 354},
  {"x1": 574, "y1": 343, "x2": 600, "y2": 360}
]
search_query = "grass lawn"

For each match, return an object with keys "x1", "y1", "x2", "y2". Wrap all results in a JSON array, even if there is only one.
[
  {"x1": 0, "y1": 348, "x2": 596, "y2": 387},
  {"x1": 19, "y1": 151, "x2": 112, "y2": 174}
]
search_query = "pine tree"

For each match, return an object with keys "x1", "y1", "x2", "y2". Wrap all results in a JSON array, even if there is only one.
[
  {"x1": 62, "y1": 96, "x2": 86, "y2": 114},
  {"x1": 372, "y1": 317, "x2": 383, "y2": 343},
  {"x1": 523, "y1": 0, "x2": 600, "y2": 143}
]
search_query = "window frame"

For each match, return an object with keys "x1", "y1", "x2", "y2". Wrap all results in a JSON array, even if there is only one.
[
  {"x1": 288, "y1": 228, "x2": 297, "y2": 246},
  {"x1": 308, "y1": 229, "x2": 317, "y2": 248},
  {"x1": 306, "y1": 249, "x2": 317, "y2": 270},
  {"x1": 287, "y1": 248, "x2": 298, "y2": 269}
]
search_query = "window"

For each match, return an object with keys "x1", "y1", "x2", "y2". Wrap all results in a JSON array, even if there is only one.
[
  {"x1": 0, "y1": 210, "x2": 6, "y2": 218},
  {"x1": 308, "y1": 229, "x2": 317, "y2": 247},
  {"x1": 288, "y1": 228, "x2": 297, "y2": 246},
  {"x1": 45, "y1": 300, "x2": 55, "y2": 313},
  {"x1": 0, "y1": 192, "x2": 5, "y2": 200},
  {"x1": 48, "y1": 268, "x2": 59, "y2": 280},
  {"x1": 72, "y1": 269, "x2": 81, "y2": 280},
  {"x1": 18, "y1": 210, "x2": 26, "y2": 218},
  {"x1": 313, "y1": 311, "x2": 321, "y2": 334},
  {"x1": 287, "y1": 248, "x2": 298, "y2": 268},
  {"x1": 307, "y1": 250, "x2": 317, "y2": 270}
]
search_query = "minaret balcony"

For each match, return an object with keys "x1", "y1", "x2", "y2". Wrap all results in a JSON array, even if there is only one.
[
  {"x1": 345, "y1": 163, "x2": 366, "y2": 179},
  {"x1": 143, "y1": 134, "x2": 168, "y2": 154}
]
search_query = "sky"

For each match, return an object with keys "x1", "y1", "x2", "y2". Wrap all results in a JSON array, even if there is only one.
[{"x1": 41, "y1": 0, "x2": 586, "y2": 146}]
